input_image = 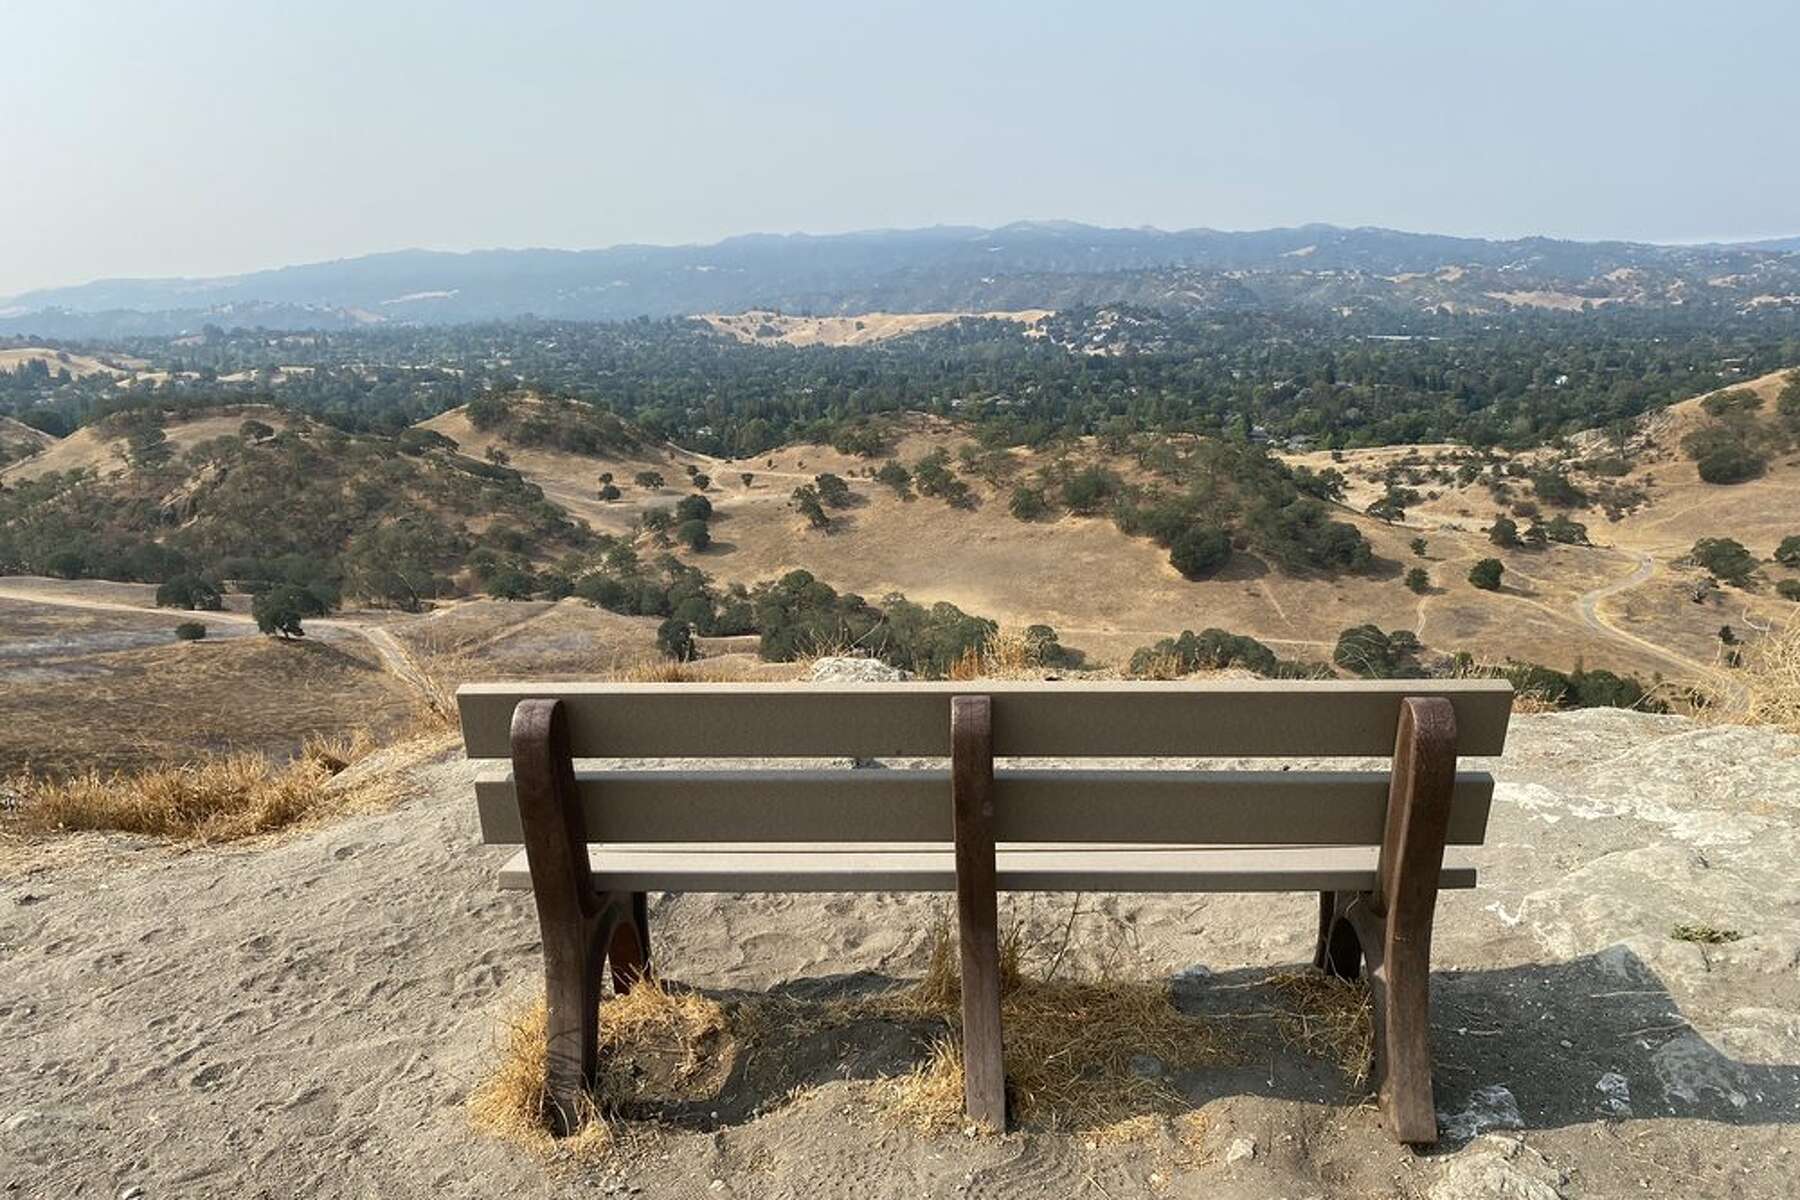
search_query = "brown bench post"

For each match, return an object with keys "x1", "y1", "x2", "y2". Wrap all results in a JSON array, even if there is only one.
[
  {"x1": 951, "y1": 694, "x2": 1006, "y2": 1130},
  {"x1": 511, "y1": 699, "x2": 650, "y2": 1133},
  {"x1": 1315, "y1": 696, "x2": 1457, "y2": 1145}
]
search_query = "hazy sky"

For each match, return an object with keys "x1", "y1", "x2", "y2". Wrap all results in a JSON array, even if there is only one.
[{"x1": 5, "y1": 0, "x2": 1798, "y2": 295}]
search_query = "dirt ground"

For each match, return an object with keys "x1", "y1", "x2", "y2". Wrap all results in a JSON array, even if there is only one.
[{"x1": 2, "y1": 708, "x2": 1797, "y2": 1198}]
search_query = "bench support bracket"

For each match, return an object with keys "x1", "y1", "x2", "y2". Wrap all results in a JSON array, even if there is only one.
[
  {"x1": 1311, "y1": 696, "x2": 1457, "y2": 1146},
  {"x1": 512, "y1": 698, "x2": 652, "y2": 1134},
  {"x1": 952, "y1": 694, "x2": 1007, "y2": 1131}
]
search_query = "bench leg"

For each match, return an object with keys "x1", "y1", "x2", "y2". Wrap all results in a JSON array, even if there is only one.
[
  {"x1": 1370, "y1": 697, "x2": 1458, "y2": 1145},
  {"x1": 609, "y1": 891, "x2": 652, "y2": 994},
  {"x1": 1321, "y1": 698, "x2": 1457, "y2": 1147},
  {"x1": 512, "y1": 698, "x2": 626, "y2": 1134},
  {"x1": 951, "y1": 695, "x2": 1007, "y2": 1131},
  {"x1": 1313, "y1": 890, "x2": 1362, "y2": 980}
]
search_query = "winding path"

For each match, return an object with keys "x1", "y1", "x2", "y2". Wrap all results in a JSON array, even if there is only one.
[{"x1": 0, "y1": 582, "x2": 435, "y2": 705}]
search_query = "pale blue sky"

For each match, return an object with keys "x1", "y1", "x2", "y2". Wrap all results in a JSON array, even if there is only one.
[{"x1": 4, "y1": 0, "x2": 1797, "y2": 294}]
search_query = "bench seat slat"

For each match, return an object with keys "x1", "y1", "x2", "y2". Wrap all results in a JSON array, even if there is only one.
[
  {"x1": 494, "y1": 843, "x2": 1478, "y2": 893},
  {"x1": 474, "y1": 767, "x2": 1495, "y2": 847},
  {"x1": 456, "y1": 680, "x2": 1513, "y2": 760}
]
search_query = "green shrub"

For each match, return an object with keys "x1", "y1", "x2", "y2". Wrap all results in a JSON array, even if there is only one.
[
  {"x1": 156, "y1": 574, "x2": 223, "y2": 611},
  {"x1": 1169, "y1": 525, "x2": 1232, "y2": 580},
  {"x1": 1129, "y1": 628, "x2": 1280, "y2": 677},
  {"x1": 1690, "y1": 537, "x2": 1757, "y2": 587},
  {"x1": 813, "y1": 473, "x2": 853, "y2": 508},
  {"x1": 1468, "y1": 558, "x2": 1504, "y2": 590},
  {"x1": 174, "y1": 621, "x2": 207, "y2": 641},
  {"x1": 657, "y1": 618, "x2": 697, "y2": 662},
  {"x1": 1332, "y1": 625, "x2": 1423, "y2": 678},
  {"x1": 1009, "y1": 485, "x2": 1050, "y2": 521},
  {"x1": 1682, "y1": 424, "x2": 1767, "y2": 484},
  {"x1": 874, "y1": 460, "x2": 912, "y2": 498},
  {"x1": 791, "y1": 486, "x2": 830, "y2": 530}
]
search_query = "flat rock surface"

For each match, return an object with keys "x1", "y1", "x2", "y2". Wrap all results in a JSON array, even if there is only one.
[{"x1": 3, "y1": 709, "x2": 1798, "y2": 1197}]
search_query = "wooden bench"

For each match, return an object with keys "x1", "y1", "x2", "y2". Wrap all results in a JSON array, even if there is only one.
[{"x1": 456, "y1": 679, "x2": 1513, "y2": 1144}]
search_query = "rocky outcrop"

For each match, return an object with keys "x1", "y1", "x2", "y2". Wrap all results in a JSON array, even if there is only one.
[{"x1": 804, "y1": 655, "x2": 912, "y2": 683}]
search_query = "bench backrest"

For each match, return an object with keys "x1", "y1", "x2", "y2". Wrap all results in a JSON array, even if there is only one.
[{"x1": 457, "y1": 680, "x2": 1512, "y2": 850}]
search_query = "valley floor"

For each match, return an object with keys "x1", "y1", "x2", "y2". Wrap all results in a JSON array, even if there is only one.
[{"x1": 3, "y1": 710, "x2": 1798, "y2": 1198}]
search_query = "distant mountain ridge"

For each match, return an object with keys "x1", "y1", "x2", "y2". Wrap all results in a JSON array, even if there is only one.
[{"x1": 5, "y1": 221, "x2": 1798, "y2": 336}]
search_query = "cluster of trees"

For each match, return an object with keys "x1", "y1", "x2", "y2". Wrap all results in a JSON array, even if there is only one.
[
  {"x1": 1487, "y1": 513, "x2": 1589, "y2": 549},
  {"x1": 1332, "y1": 625, "x2": 1424, "y2": 678},
  {"x1": 1127, "y1": 627, "x2": 1325, "y2": 678},
  {"x1": 464, "y1": 392, "x2": 640, "y2": 457},
  {"x1": 1688, "y1": 537, "x2": 1760, "y2": 588},
  {"x1": 0, "y1": 408, "x2": 594, "y2": 634},
  {"x1": 912, "y1": 449, "x2": 972, "y2": 507},
  {"x1": 637, "y1": 492, "x2": 717, "y2": 553},
  {"x1": 1045, "y1": 439, "x2": 1376, "y2": 579},
  {"x1": 551, "y1": 549, "x2": 1019, "y2": 677},
  {"x1": 1679, "y1": 385, "x2": 1800, "y2": 485},
  {"x1": 8, "y1": 308, "x2": 1800, "y2": 470},
  {"x1": 791, "y1": 471, "x2": 855, "y2": 530},
  {"x1": 1125, "y1": 621, "x2": 1661, "y2": 713},
  {"x1": 1496, "y1": 660, "x2": 1662, "y2": 711}
]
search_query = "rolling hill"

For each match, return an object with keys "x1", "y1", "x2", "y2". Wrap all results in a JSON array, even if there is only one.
[{"x1": 417, "y1": 370, "x2": 1800, "y2": 684}]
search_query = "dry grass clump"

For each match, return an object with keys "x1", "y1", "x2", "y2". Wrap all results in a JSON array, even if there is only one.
[
  {"x1": 1126, "y1": 650, "x2": 1189, "y2": 681},
  {"x1": 1734, "y1": 617, "x2": 1800, "y2": 734},
  {"x1": 3, "y1": 732, "x2": 392, "y2": 842},
  {"x1": 468, "y1": 981, "x2": 729, "y2": 1159},
  {"x1": 611, "y1": 656, "x2": 751, "y2": 683},
  {"x1": 1266, "y1": 970, "x2": 1373, "y2": 1087},
  {"x1": 468, "y1": 999, "x2": 613, "y2": 1160},
  {"x1": 879, "y1": 916, "x2": 1224, "y2": 1133},
  {"x1": 948, "y1": 628, "x2": 1032, "y2": 680}
]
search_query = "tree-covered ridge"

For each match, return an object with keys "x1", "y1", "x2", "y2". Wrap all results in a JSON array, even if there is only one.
[
  {"x1": 0, "y1": 410, "x2": 591, "y2": 608},
  {"x1": 5, "y1": 301, "x2": 1797, "y2": 461},
  {"x1": 463, "y1": 391, "x2": 643, "y2": 457}
]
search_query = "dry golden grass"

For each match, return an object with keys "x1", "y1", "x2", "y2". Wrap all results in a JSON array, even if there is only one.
[
  {"x1": 1266, "y1": 970, "x2": 1373, "y2": 1087},
  {"x1": 468, "y1": 999, "x2": 613, "y2": 1160},
  {"x1": 2, "y1": 733, "x2": 398, "y2": 843},
  {"x1": 0, "y1": 631, "x2": 418, "y2": 778},
  {"x1": 611, "y1": 656, "x2": 755, "y2": 683},
  {"x1": 946, "y1": 627, "x2": 1074, "y2": 681},
  {"x1": 1125, "y1": 649, "x2": 1188, "y2": 681},
  {"x1": 877, "y1": 916, "x2": 1224, "y2": 1133},
  {"x1": 468, "y1": 981, "x2": 729, "y2": 1159},
  {"x1": 1735, "y1": 617, "x2": 1800, "y2": 735}
]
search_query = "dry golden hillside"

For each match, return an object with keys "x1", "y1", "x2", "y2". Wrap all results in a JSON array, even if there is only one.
[
  {"x1": 0, "y1": 414, "x2": 57, "y2": 466},
  {"x1": 0, "y1": 403, "x2": 293, "y2": 483},
  {"x1": 415, "y1": 384, "x2": 1800, "y2": 682},
  {"x1": 0, "y1": 346, "x2": 142, "y2": 379},
  {"x1": 699, "y1": 309, "x2": 1051, "y2": 347}
]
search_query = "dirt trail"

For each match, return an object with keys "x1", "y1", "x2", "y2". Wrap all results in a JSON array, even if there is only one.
[
  {"x1": 1571, "y1": 552, "x2": 1718, "y2": 679},
  {"x1": 0, "y1": 582, "x2": 437, "y2": 706}
]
